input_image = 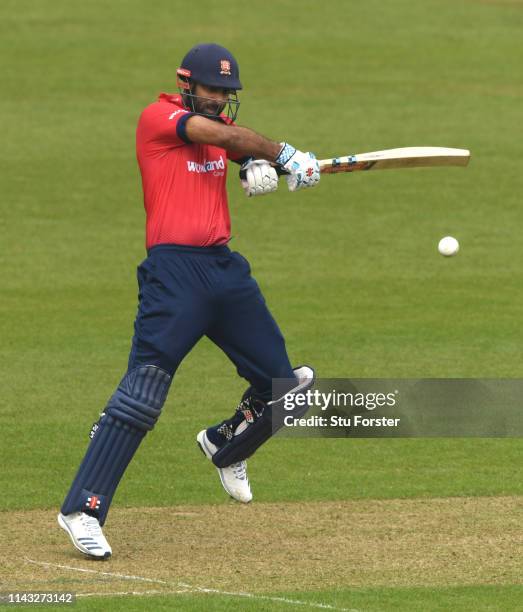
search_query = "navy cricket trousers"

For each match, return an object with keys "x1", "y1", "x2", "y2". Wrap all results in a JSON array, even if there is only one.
[{"x1": 127, "y1": 244, "x2": 294, "y2": 399}]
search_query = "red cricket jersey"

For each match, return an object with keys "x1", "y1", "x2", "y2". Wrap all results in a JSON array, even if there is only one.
[{"x1": 136, "y1": 93, "x2": 241, "y2": 248}]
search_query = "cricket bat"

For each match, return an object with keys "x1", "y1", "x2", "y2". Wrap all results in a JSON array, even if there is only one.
[{"x1": 319, "y1": 147, "x2": 470, "y2": 174}]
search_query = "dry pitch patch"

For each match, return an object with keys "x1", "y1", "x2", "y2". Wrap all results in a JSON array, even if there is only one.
[{"x1": 1, "y1": 497, "x2": 521, "y2": 597}]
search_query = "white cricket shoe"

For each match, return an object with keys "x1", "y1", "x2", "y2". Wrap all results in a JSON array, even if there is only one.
[
  {"x1": 57, "y1": 512, "x2": 112, "y2": 559},
  {"x1": 197, "y1": 430, "x2": 252, "y2": 503}
]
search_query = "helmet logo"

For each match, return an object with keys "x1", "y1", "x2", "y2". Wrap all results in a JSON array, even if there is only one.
[{"x1": 219, "y1": 60, "x2": 231, "y2": 75}]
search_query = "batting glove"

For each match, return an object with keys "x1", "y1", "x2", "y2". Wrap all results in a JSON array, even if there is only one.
[
  {"x1": 275, "y1": 143, "x2": 321, "y2": 192},
  {"x1": 240, "y1": 159, "x2": 279, "y2": 197}
]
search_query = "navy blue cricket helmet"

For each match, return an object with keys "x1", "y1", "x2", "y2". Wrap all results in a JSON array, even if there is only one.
[
  {"x1": 178, "y1": 43, "x2": 242, "y2": 90},
  {"x1": 177, "y1": 43, "x2": 242, "y2": 121}
]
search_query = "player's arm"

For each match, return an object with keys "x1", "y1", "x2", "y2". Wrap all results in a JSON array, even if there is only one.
[
  {"x1": 185, "y1": 115, "x2": 280, "y2": 160},
  {"x1": 185, "y1": 115, "x2": 320, "y2": 195}
]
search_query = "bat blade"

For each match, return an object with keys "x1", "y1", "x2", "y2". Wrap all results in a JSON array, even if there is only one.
[{"x1": 319, "y1": 147, "x2": 470, "y2": 174}]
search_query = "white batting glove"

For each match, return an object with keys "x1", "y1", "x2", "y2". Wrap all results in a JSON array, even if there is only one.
[
  {"x1": 240, "y1": 159, "x2": 279, "y2": 197},
  {"x1": 275, "y1": 143, "x2": 321, "y2": 192}
]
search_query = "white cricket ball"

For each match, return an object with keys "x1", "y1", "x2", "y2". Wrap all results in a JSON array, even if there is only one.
[{"x1": 438, "y1": 236, "x2": 459, "y2": 257}]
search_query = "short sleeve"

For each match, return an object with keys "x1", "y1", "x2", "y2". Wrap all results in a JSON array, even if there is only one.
[{"x1": 138, "y1": 104, "x2": 196, "y2": 151}]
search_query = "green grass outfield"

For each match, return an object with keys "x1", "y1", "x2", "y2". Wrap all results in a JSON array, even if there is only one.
[
  {"x1": 32, "y1": 586, "x2": 523, "y2": 612},
  {"x1": 1, "y1": 0, "x2": 522, "y2": 610}
]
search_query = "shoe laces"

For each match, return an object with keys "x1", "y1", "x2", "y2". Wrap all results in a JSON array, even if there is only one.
[
  {"x1": 81, "y1": 514, "x2": 103, "y2": 537},
  {"x1": 231, "y1": 461, "x2": 247, "y2": 480}
]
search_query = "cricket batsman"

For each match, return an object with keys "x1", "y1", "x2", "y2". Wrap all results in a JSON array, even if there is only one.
[{"x1": 58, "y1": 43, "x2": 318, "y2": 558}]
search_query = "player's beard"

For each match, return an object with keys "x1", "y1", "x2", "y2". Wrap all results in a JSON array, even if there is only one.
[{"x1": 193, "y1": 96, "x2": 225, "y2": 117}]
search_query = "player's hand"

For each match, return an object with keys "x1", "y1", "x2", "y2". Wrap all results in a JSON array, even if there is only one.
[
  {"x1": 275, "y1": 143, "x2": 321, "y2": 192},
  {"x1": 240, "y1": 159, "x2": 279, "y2": 197}
]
